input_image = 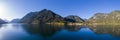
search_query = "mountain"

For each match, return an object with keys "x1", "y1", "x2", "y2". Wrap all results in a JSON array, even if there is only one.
[
  {"x1": 0, "y1": 18, "x2": 7, "y2": 24},
  {"x1": 88, "y1": 10, "x2": 120, "y2": 23},
  {"x1": 10, "y1": 19, "x2": 20, "y2": 23},
  {"x1": 19, "y1": 11, "x2": 38, "y2": 23},
  {"x1": 19, "y1": 9, "x2": 65, "y2": 24},
  {"x1": 83, "y1": 19, "x2": 87, "y2": 22},
  {"x1": 64, "y1": 15, "x2": 85, "y2": 23}
]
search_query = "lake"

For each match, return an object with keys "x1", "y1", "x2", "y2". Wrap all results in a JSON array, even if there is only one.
[{"x1": 0, "y1": 23, "x2": 120, "y2": 40}]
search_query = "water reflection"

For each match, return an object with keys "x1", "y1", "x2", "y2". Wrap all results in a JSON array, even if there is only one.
[
  {"x1": 89, "y1": 25, "x2": 120, "y2": 37},
  {"x1": 0, "y1": 23, "x2": 120, "y2": 40},
  {"x1": 64, "y1": 25, "x2": 87, "y2": 31},
  {"x1": 22, "y1": 24, "x2": 63, "y2": 37}
]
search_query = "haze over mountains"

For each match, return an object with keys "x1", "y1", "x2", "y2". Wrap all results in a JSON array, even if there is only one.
[
  {"x1": 10, "y1": 18, "x2": 20, "y2": 23},
  {"x1": 0, "y1": 18, "x2": 7, "y2": 24}
]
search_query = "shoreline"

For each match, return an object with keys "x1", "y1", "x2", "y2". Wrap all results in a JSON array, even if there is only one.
[
  {"x1": 6, "y1": 23, "x2": 120, "y2": 26},
  {"x1": 46, "y1": 23, "x2": 120, "y2": 25}
]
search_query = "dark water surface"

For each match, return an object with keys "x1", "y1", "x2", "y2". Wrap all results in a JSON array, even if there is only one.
[{"x1": 0, "y1": 23, "x2": 120, "y2": 40}]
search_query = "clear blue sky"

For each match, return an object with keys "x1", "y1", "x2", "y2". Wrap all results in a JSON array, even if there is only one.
[{"x1": 0, "y1": 0, "x2": 120, "y2": 21}]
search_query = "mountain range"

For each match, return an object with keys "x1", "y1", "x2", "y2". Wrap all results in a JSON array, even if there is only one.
[
  {"x1": 88, "y1": 10, "x2": 120, "y2": 24},
  {"x1": 7, "y1": 9, "x2": 120, "y2": 25},
  {"x1": 18, "y1": 9, "x2": 85, "y2": 24}
]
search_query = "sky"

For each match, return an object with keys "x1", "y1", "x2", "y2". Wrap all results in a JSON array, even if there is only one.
[{"x1": 0, "y1": 0, "x2": 120, "y2": 21}]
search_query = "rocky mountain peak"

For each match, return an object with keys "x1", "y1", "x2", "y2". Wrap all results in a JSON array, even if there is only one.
[{"x1": 19, "y1": 9, "x2": 65, "y2": 24}]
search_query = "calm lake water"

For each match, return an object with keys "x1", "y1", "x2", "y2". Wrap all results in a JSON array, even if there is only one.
[{"x1": 0, "y1": 23, "x2": 120, "y2": 40}]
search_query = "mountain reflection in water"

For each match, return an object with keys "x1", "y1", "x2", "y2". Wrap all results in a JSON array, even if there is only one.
[
  {"x1": 0, "y1": 23, "x2": 120, "y2": 40},
  {"x1": 89, "y1": 25, "x2": 120, "y2": 37}
]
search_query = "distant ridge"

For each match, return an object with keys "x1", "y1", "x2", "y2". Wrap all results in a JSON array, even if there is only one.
[
  {"x1": 64, "y1": 15, "x2": 85, "y2": 23},
  {"x1": 0, "y1": 18, "x2": 7, "y2": 24},
  {"x1": 10, "y1": 18, "x2": 20, "y2": 23}
]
